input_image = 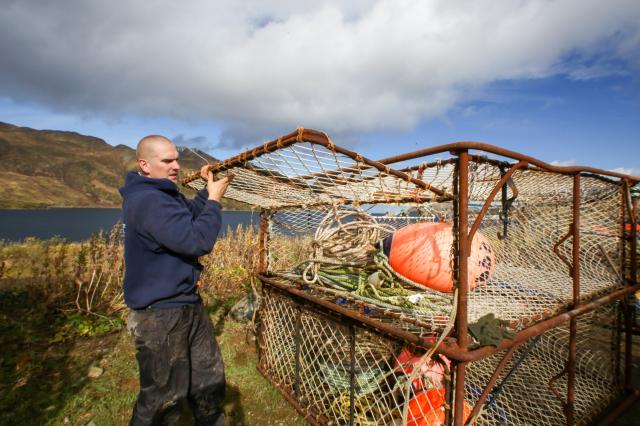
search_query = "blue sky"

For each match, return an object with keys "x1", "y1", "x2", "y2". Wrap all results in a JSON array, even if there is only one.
[{"x1": 1, "y1": 1, "x2": 639, "y2": 175}]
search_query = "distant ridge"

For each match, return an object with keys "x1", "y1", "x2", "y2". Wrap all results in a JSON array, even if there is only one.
[{"x1": 0, "y1": 122, "x2": 246, "y2": 209}]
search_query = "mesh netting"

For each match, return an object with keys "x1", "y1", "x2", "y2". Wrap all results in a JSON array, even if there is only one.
[
  {"x1": 461, "y1": 164, "x2": 624, "y2": 331},
  {"x1": 259, "y1": 287, "x2": 453, "y2": 425},
  {"x1": 185, "y1": 141, "x2": 451, "y2": 208},
  {"x1": 183, "y1": 134, "x2": 634, "y2": 425},
  {"x1": 465, "y1": 304, "x2": 621, "y2": 425},
  {"x1": 259, "y1": 288, "x2": 622, "y2": 425},
  {"x1": 260, "y1": 157, "x2": 625, "y2": 336}
]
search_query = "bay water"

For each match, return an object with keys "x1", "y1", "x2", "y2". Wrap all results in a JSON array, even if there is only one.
[{"x1": 0, "y1": 209, "x2": 256, "y2": 242}]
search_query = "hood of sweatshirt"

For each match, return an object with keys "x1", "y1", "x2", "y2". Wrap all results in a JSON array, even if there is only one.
[{"x1": 119, "y1": 171, "x2": 179, "y2": 199}]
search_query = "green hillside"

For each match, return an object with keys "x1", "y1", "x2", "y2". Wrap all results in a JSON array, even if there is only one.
[{"x1": 0, "y1": 122, "x2": 248, "y2": 210}]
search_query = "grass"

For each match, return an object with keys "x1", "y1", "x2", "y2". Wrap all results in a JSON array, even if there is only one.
[
  {"x1": 0, "y1": 290, "x2": 122, "y2": 425},
  {"x1": 0, "y1": 225, "x2": 308, "y2": 425},
  {"x1": 0, "y1": 291, "x2": 305, "y2": 425}
]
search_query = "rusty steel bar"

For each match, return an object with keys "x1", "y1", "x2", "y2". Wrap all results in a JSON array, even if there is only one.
[
  {"x1": 596, "y1": 389, "x2": 640, "y2": 425},
  {"x1": 499, "y1": 165, "x2": 510, "y2": 239},
  {"x1": 181, "y1": 127, "x2": 453, "y2": 199},
  {"x1": 260, "y1": 275, "x2": 640, "y2": 363},
  {"x1": 298, "y1": 281, "x2": 441, "y2": 331},
  {"x1": 256, "y1": 363, "x2": 327, "y2": 426},
  {"x1": 349, "y1": 323, "x2": 356, "y2": 426},
  {"x1": 182, "y1": 130, "x2": 640, "y2": 187},
  {"x1": 293, "y1": 303, "x2": 303, "y2": 397},
  {"x1": 281, "y1": 273, "x2": 545, "y2": 332},
  {"x1": 377, "y1": 141, "x2": 640, "y2": 182},
  {"x1": 465, "y1": 342, "x2": 523, "y2": 423},
  {"x1": 467, "y1": 160, "x2": 528, "y2": 247},
  {"x1": 624, "y1": 185, "x2": 637, "y2": 390},
  {"x1": 553, "y1": 227, "x2": 574, "y2": 273},
  {"x1": 622, "y1": 302, "x2": 633, "y2": 391},
  {"x1": 261, "y1": 275, "x2": 433, "y2": 348},
  {"x1": 286, "y1": 135, "x2": 454, "y2": 199},
  {"x1": 630, "y1": 190, "x2": 637, "y2": 284},
  {"x1": 614, "y1": 306, "x2": 622, "y2": 388},
  {"x1": 397, "y1": 154, "x2": 513, "y2": 174},
  {"x1": 247, "y1": 193, "x2": 442, "y2": 211},
  {"x1": 444, "y1": 359, "x2": 453, "y2": 426},
  {"x1": 616, "y1": 184, "x2": 627, "y2": 385},
  {"x1": 444, "y1": 281, "x2": 640, "y2": 361},
  {"x1": 566, "y1": 173, "x2": 581, "y2": 425},
  {"x1": 181, "y1": 128, "x2": 313, "y2": 185},
  {"x1": 453, "y1": 150, "x2": 470, "y2": 426},
  {"x1": 258, "y1": 209, "x2": 268, "y2": 275},
  {"x1": 549, "y1": 364, "x2": 569, "y2": 406}
]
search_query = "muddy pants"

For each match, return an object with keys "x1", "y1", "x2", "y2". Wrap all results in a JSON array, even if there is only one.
[{"x1": 127, "y1": 301, "x2": 225, "y2": 426}]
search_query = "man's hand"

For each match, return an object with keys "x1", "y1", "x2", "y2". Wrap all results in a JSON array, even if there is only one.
[
  {"x1": 200, "y1": 165, "x2": 233, "y2": 202},
  {"x1": 199, "y1": 165, "x2": 212, "y2": 181}
]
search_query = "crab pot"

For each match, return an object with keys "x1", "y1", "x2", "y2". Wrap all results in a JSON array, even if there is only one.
[{"x1": 181, "y1": 129, "x2": 639, "y2": 425}]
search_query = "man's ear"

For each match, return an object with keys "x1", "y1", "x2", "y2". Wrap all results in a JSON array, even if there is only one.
[{"x1": 138, "y1": 158, "x2": 150, "y2": 175}]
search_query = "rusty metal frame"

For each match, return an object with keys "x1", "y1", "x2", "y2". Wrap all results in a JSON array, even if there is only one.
[
  {"x1": 596, "y1": 389, "x2": 640, "y2": 425},
  {"x1": 465, "y1": 335, "x2": 544, "y2": 425},
  {"x1": 256, "y1": 362, "x2": 327, "y2": 426},
  {"x1": 377, "y1": 141, "x2": 640, "y2": 182},
  {"x1": 243, "y1": 129, "x2": 640, "y2": 426},
  {"x1": 467, "y1": 160, "x2": 527, "y2": 250},
  {"x1": 452, "y1": 150, "x2": 470, "y2": 426},
  {"x1": 258, "y1": 277, "x2": 639, "y2": 364},
  {"x1": 181, "y1": 127, "x2": 454, "y2": 200}
]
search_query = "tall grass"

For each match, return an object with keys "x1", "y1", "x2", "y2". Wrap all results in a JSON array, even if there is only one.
[
  {"x1": 0, "y1": 225, "x2": 125, "y2": 316},
  {"x1": 0, "y1": 223, "x2": 308, "y2": 318},
  {"x1": 199, "y1": 225, "x2": 260, "y2": 299}
]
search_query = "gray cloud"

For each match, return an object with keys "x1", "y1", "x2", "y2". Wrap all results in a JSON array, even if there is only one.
[
  {"x1": 172, "y1": 134, "x2": 210, "y2": 149},
  {"x1": 1, "y1": 0, "x2": 639, "y2": 149}
]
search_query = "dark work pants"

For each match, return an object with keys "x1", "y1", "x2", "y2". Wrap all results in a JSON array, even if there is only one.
[{"x1": 127, "y1": 302, "x2": 226, "y2": 426}]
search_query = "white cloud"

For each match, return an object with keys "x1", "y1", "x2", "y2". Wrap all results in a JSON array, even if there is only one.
[
  {"x1": 550, "y1": 159, "x2": 577, "y2": 167},
  {"x1": 610, "y1": 167, "x2": 640, "y2": 177},
  {"x1": 1, "y1": 0, "x2": 639, "y2": 147}
]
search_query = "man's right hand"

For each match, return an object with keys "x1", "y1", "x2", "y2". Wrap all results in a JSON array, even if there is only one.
[{"x1": 204, "y1": 170, "x2": 232, "y2": 202}]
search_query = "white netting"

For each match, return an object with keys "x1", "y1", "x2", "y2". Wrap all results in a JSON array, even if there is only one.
[
  {"x1": 185, "y1": 142, "x2": 451, "y2": 208},
  {"x1": 260, "y1": 157, "x2": 625, "y2": 335},
  {"x1": 466, "y1": 304, "x2": 621, "y2": 425},
  {"x1": 466, "y1": 166, "x2": 623, "y2": 330},
  {"x1": 259, "y1": 288, "x2": 455, "y2": 426},
  {"x1": 259, "y1": 289, "x2": 622, "y2": 425},
  {"x1": 192, "y1": 136, "x2": 632, "y2": 425}
]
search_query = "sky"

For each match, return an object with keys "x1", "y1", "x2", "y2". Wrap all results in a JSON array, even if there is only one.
[{"x1": 1, "y1": 0, "x2": 639, "y2": 175}]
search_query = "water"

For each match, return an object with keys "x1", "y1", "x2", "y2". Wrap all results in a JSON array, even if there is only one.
[{"x1": 0, "y1": 208, "x2": 257, "y2": 242}]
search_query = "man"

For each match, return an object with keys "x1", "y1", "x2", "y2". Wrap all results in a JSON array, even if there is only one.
[{"x1": 119, "y1": 135, "x2": 231, "y2": 425}]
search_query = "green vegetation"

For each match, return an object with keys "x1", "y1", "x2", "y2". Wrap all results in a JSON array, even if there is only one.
[
  {"x1": 0, "y1": 225, "x2": 305, "y2": 425},
  {"x1": 0, "y1": 121, "x2": 250, "y2": 210}
]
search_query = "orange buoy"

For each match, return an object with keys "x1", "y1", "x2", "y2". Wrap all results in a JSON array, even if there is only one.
[
  {"x1": 394, "y1": 347, "x2": 450, "y2": 390},
  {"x1": 625, "y1": 223, "x2": 640, "y2": 233},
  {"x1": 384, "y1": 222, "x2": 495, "y2": 293},
  {"x1": 407, "y1": 388, "x2": 472, "y2": 426}
]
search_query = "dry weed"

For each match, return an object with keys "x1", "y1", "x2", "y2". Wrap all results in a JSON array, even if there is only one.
[{"x1": 1, "y1": 222, "x2": 309, "y2": 314}]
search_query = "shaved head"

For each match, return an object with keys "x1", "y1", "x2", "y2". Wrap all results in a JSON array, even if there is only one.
[
  {"x1": 136, "y1": 135, "x2": 181, "y2": 182},
  {"x1": 136, "y1": 135, "x2": 174, "y2": 160}
]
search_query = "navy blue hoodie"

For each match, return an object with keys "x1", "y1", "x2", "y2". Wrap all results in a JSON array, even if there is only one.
[{"x1": 119, "y1": 172, "x2": 222, "y2": 309}]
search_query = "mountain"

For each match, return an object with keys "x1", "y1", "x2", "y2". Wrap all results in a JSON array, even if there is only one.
[{"x1": 0, "y1": 122, "x2": 248, "y2": 209}]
